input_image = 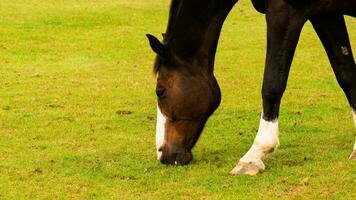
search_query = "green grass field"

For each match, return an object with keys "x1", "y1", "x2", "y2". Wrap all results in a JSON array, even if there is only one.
[{"x1": 0, "y1": 0, "x2": 355, "y2": 199}]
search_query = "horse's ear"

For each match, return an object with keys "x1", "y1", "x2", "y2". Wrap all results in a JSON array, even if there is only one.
[{"x1": 146, "y1": 34, "x2": 168, "y2": 60}]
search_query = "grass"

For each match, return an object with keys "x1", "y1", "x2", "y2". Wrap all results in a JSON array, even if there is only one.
[{"x1": 0, "y1": 0, "x2": 355, "y2": 199}]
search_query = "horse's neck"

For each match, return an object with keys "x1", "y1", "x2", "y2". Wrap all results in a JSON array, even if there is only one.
[{"x1": 166, "y1": 0, "x2": 237, "y2": 72}]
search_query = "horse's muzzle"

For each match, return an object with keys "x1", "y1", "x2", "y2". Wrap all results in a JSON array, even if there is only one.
[{"x1": 159, "y1": 146, "x2": 193, "y2": 165}]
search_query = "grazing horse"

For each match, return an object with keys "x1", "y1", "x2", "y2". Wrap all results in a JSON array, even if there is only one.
[{"x1": 147, "y1": 0, "x2": 356, "y2": 175}]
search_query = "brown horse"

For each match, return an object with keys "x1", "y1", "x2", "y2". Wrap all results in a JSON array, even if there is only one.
[{"x1": 147, "y1": 0, "x2": 356, "y2": 175}]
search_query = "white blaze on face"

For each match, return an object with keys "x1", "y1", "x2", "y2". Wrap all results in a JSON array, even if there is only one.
[
  {"x1": 240, "y1": 116, "x2": 279, "y2": 169},
  {"x1": 156, "y1": 105, "x2": 166, "y2": 160}
]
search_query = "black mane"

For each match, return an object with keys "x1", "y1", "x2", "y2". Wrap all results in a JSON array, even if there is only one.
[
  {"x1": 152, "y1": 0, "x2": 182, "y2": 74},
  {"x1": 152, "y1": 0, "x2": 237, "y2": 74},
  {"x1": 163, "y1": 0, "x2": 182, "y2": 45}
]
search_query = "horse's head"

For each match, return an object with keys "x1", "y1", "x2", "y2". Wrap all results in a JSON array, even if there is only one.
[{"x1": 147, "y1": 34, "x2": 221, "y2": 165}]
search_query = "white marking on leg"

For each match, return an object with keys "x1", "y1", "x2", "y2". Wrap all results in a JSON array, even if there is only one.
[
  {"x1": 239, "y1": 116, "x2": 280, "y2": 169},
  {"x1": 156, "y1": 105, "x2": 166, "y2": 160},
  {"x1": 352, "y1": 109, "x2": 356, "y2": 128},
  {"x1": 352, "y1": 109, "x2": 356, "y2": 151},
  {"x1": 349, "y1": 109, "x2": 356, "y2": 159}
]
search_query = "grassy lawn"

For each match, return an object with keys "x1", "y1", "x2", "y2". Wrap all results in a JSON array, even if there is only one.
[{"x1": 0, "y1": 0, "x2": 355, "y2": 199}]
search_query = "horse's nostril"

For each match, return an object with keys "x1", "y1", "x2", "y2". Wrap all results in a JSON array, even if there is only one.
[{"x1": 158, "y1": 146, "x2": 163, "y2": 152}]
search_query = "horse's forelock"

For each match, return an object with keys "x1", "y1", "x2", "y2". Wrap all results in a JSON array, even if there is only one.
[{"x1": 153, "y1": 56, "x2": 161, "y2": 74}]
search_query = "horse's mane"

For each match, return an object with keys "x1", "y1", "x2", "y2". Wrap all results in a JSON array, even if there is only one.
[
  {"x1": 163, "y1": 0, "x2": 182, "y2": 45},
  {"x1": 152, "y1": 0, "x2": 234, "y2": 74},
  {"x1": 153, "y1": 0, "x2": 182, "y2": 74}
]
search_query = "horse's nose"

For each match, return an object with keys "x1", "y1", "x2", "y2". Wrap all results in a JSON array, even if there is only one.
[
  {"x1": 159, "y1": 152, "x2": 177, "y2": 165},
  {"x1": 159, "y1": 146, "x2": 193, "y2": 165},
  {"x1": 176, "y1": 151, "x2": 193, "y2": 165},
  {"x1": 159, "y1": 147, "x2": 176, "y2": 165}
]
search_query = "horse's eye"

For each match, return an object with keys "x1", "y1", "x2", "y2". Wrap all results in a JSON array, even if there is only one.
[{"x1": 156, "y1": 87, "x2": 166, "y2": 98}]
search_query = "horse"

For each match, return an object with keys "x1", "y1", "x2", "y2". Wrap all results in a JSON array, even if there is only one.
[{"x1": 146, "y1": 0, "x2": 356, "y2": 175}]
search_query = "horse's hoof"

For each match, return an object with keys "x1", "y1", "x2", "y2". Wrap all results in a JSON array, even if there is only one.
[
  {"x1": 349, "y1": 150, "x2": 356, "y2": 160},
  {"x1": 230, "y1": 162, "x2": 264, "y2": 176}
]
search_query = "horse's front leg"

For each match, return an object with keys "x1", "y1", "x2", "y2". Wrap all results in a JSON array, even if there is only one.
[{"x1": 231, "y1": 4, "x2": 307, "y2": 175}]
